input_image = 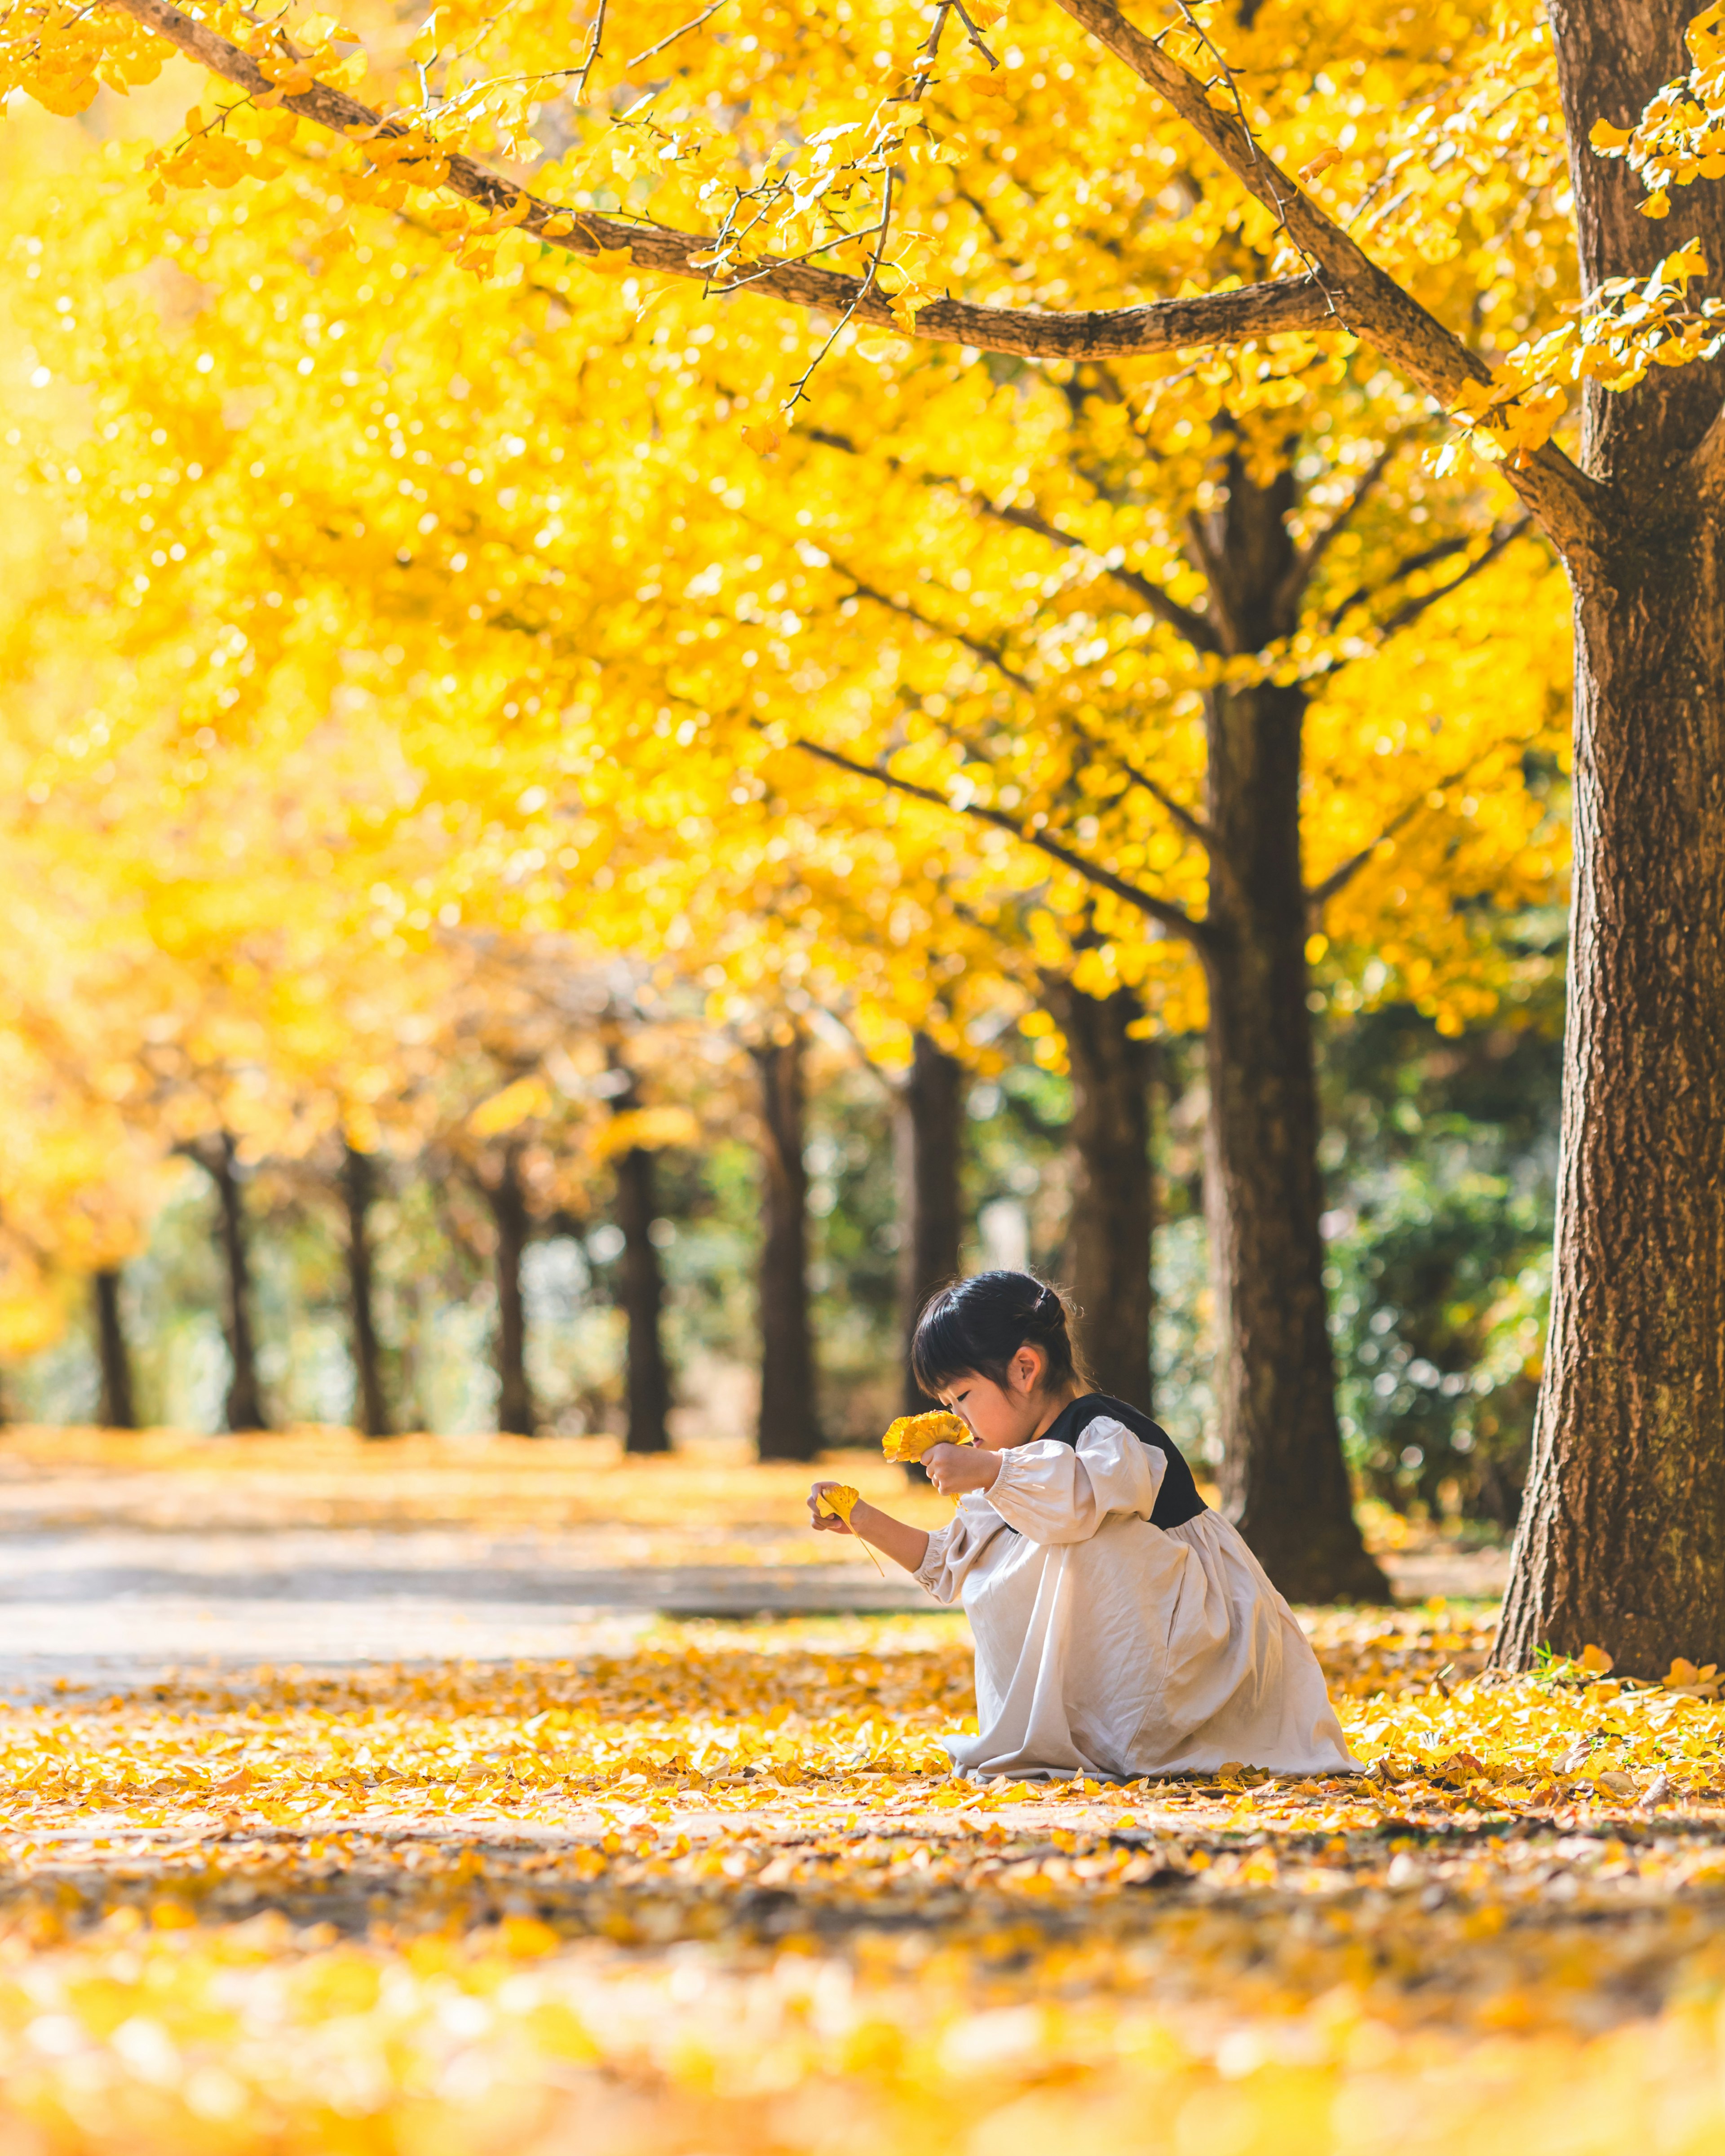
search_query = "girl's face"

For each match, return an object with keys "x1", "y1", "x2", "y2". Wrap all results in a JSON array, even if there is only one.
[{"x1": 937, "y1": 1346, "x2": 1059, "y2": 1450}]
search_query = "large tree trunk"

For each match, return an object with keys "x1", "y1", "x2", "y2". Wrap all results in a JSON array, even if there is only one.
[
  {"x1": 484, "y1": 1145, "x2": 536, "y2": 1435},
  {"x1": 93, "y1": 1269, "x2": 137, "y2": 1430},
  {"x1": 1495, "y1": 0, "x2": 1725, "y2": 1673},
  {"x1": 754, "y1": 1029, "x2": 820, "y2": 1460},
  {"x1": 1197, "y1": 458, "x2": 1389, "y2": 1603},
  {"x1": 341, "y1": 1143, "x2": 391, "y2": 1439},
  {"x1": 1045, "y1": 978, "x2": 1155, "y2": 1411},
  {"x1": 614, "y1": 1139, "x2": 672, "y2": 1452},
  {"x1": 894, "y1": 1032, "x2": 964, "y2": 1414},
  {"x1": 205, "y1": 1133, "x2": 268, "y2": 1432}
]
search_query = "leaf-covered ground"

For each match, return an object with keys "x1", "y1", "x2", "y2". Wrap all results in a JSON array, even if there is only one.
[{"x1": 3, "y1": 1435, "x2": 1723, "y2": 2153}]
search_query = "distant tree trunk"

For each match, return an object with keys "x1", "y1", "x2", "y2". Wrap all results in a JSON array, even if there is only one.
[
  {"x1": 894, "y1": 1032, "x2": 964, "y2": 1414},
  {"x1": 341, "y1": 1143, "x2": 391, "y2": 1439},
  {"x1": 483, "y1": 1145, "x2": 535, "y2": 1435},
  {"x1": 614, "y1": 1137, "x2": 672, "y2": 1453},
  {"x1": 202, "y1": 1133, "x2": 268, "y2": 1433},
  {"x1": 93, "y1": 1269, "x2": 137, "y2": 1430},
  {"x1": 1201, "y1": 668, "x2": 1387, "y2": 1602},
  {"x1": 754, "y1": 1029, "x2": 820, "y2": 1460},
  {"x1": 1045, "y1": 978, "x2": 1155, "y2": 1412}
]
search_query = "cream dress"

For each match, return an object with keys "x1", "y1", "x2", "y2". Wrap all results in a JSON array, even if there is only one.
[{"x1": 913, "y1": 1412, "x2": 1358, "y2": 1780}]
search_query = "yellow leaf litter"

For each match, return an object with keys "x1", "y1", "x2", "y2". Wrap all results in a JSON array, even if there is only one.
[{"x1": 3, "y1": 1433, "x2": 1725, "y2": 2154}]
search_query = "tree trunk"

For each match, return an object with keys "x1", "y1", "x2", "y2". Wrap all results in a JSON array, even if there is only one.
[
  {"x1": 485, "y1": 1145, "x2": 535, "y2": 1435},
  {"x1": 614, "y1": 1140, "x2": 672, "y2": 1452},
  {"x1": 754, "y1": 1030, "x2": 820, "y2": 1460},
  {"x1": 1044, "y1": 978, "x2": 1155, "y2": 1411},
  {"x1": 206, "y1": 1133, "x2": 268, "y2": 1432},
  {"x1": 342, "y1": 1143, "x2": 391, "y2": 1439},
  {"x1": 93, "y1": 1269, "x2": 137, "y2": 1430},
  {"x1": 1200, "y1": 689, "x2": 1384, "y2": 1599},
  {"x1": 894, "y1": 1032, "x2": 965, "y2": 1414},
  {"x1": 1495, "y1": 0, "x2": 1725, "y2": 1674},
  {"x1": 1188, "y1": 456, "x2": 1389, "y2": 1603}
]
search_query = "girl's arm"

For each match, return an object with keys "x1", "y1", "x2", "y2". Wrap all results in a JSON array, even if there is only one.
[{"x1": 808, "y1": 1485, "x2": 929, "y2": 1576}]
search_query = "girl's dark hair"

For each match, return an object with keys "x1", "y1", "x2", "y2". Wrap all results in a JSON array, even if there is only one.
[{"x1": 911, "y1": 1271, "x2": 1088, "y2": 1398}]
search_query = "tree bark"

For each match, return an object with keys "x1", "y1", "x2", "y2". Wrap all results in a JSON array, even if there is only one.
[
  {"x1": 484, "y1": 1145, "x2": 536, "y2": 1435},
  {"x1": 754, "y1": 1030, "x2": 820, "y2": 1460},
  {"x1": 1044, "y1": 978, "x2": 1155, "y2": 1411},
  {"x1": 894, "y1": 1032, "x2": 965, "y2": 1414},
  {"x1": 1495, "y1": 0, "x2": 1725, "y2": 1674},
  {"x1": 341, "y1": 1143, "x2": 391, "y2": 1439},
  {"x1": 204, "y1": 1133, "x2": 267, "y2": 1432},
  {"x1": 613, "y1": 1139, "x2": 672, "y2": 1453},
  {"x1": 93, "y1": 1269, "x2": 137, "y2": 1430}
]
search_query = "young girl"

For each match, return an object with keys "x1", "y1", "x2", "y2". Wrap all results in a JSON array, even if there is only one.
[{"x1": 809, "y1": 1271, "x2": 1357, "y2": 1782}]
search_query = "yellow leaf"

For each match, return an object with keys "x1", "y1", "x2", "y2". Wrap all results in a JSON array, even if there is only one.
[
  {"x1": 407, "y1": 9, "x2": 445, "y2": 62},
  {"x1": 591, "y1": 1105, "x2": 699, "y2": 1161},
  {"x1": 1588, "y1": 119, "x2": 1633, "y2": 151},
  {"x1": 881, "y1": 1411, "x2": 972, "y2": 1461},
  {"x1": 1578, "y1": 1643, "x2": 1615, "y2": 1674},
  {"x1": 469, "y1": 1075, "x2": 552, "y2": 1137},
  {"x1": 815, "y1": 1484, "x2": 860, "y2": 1521},
  {"x1": 1642, "y1": 191, "x2": 1672, "y2": 219},
  {"x1": 1299, "y1": 145, "x2": 1343, "y2": 182}
]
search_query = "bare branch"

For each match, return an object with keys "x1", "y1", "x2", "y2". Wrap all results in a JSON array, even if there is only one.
[
  {"x1": 109, "y1": 0, "x2": 1341, "y2": 364},
  {"x1": 789, "y1": 736, "x2": 1208, "y2": 945},
  {"x1": 784, "y1": 167, "x2": 895, "y2": 411},
  {"x1": 623, "y1": 0, "x2": 723, "y2": 71},
  {"x1": 1048, "y1": 0, "x2": 1606, "y2": 563},
  {"x1": 571, "y1": 0, "x2": 607, "y2": 101}
]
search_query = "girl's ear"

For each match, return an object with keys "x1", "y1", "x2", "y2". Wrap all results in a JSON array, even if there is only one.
[{"x1": 1014, "y1": 1343, "x2": 1045, "y2": 1393}]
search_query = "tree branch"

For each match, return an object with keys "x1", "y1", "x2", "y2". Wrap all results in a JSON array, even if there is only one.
[
  {"x1": 978, "y1": 499, "x2": 1220, "y2": 652},
  {"x1": 1047, "y1": 0, "x2": 1606, "y2": 563},
  {"x1": 1272, "y1": 440, "x2": 1398, "y2": 622},
  {"x1": 837, "y1": 570, "x2": 1037, "y2": 692},
  {"x1": 1370, "y1": 514, "x2": 1535, "y2": 638},
  {"x1": 1330, "y1": 514, "x2": 1536, "y2": 644},
  {"x1": 109, "y1": 0, "x2": 1338, "y2": 365},
  {"x1": 787, "y1": 735, "x2": 1208, "y2": 946},
  {"x1": 1305, "y1": 739, "x2": 1537, "y2": 909},
  {"x1": 801, "y1": 428, "x2": 1220, "y2": 653}
]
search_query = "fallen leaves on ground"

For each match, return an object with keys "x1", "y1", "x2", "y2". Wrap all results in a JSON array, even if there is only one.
[{"x1": 3, "y1": 1444, "x2": 1724, "y2": 2151}]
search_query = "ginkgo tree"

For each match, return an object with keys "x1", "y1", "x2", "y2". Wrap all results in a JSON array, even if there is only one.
[
  {"x1": 8, "y1": 0, "x2": 1716, "y2": 1650},
  {"x1": 3, "y1": 11, "x2": 1571, "y2": 1594}
]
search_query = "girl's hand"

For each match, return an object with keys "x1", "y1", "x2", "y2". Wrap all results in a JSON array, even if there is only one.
[
  {"x1": 808, "y1": 1482, "x2": 854, "y2": 1534},
  {"x1": 924, "y1": 1443, "x2": 1001, "y2": 1496}
]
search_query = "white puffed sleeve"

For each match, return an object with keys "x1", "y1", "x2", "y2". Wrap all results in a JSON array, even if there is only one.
[
  {"x1": 984, "y1": 1416, "x2": 1163, "y2": 1545},
  {"x1": 912, "y1": 1494, "x2": 1014, "y2": 1604}
]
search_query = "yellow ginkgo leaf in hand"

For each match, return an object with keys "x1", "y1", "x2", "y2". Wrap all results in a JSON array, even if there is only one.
[
  {"x1": 815, "y1": 1485, "x2": 883, "y2": 1575},
  {"x1": 881, "y1": 1412, "x2": 971, "y2": 1462}
]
